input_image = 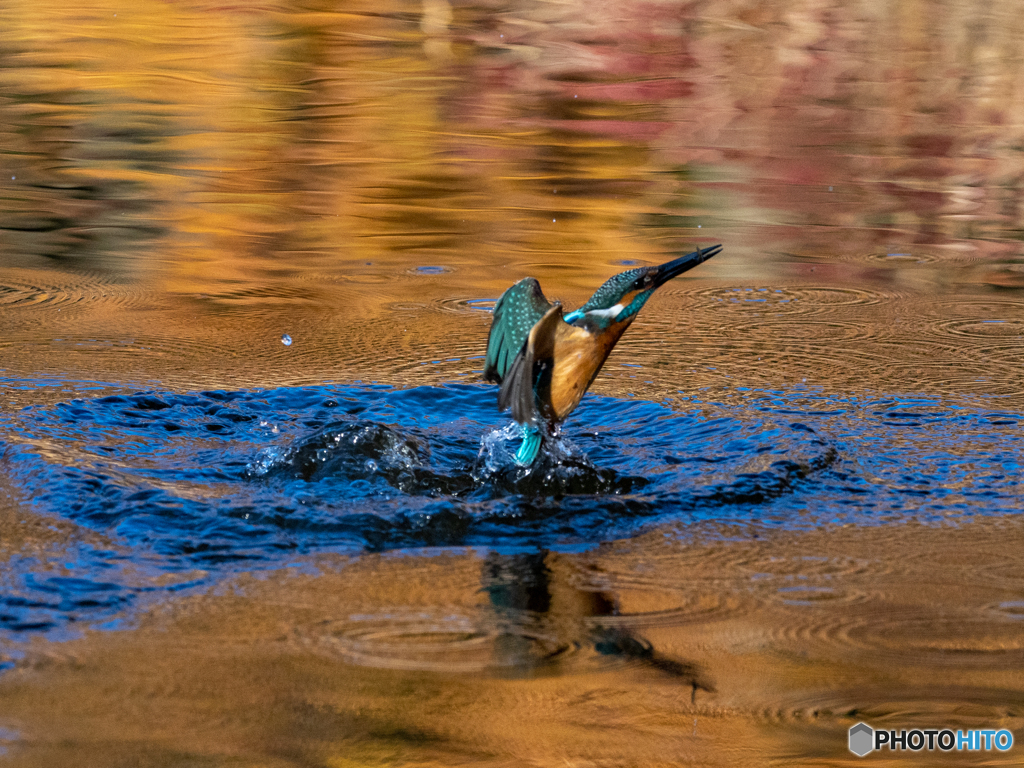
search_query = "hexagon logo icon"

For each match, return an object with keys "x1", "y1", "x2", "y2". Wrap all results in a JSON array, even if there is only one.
[{"x1": 849, "y1": 722, "x2": 874, "y2": 757}]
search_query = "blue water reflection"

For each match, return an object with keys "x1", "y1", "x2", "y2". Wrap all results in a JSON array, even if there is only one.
[{"x1": 0, "y1": 379, "x2": 1020, "y2": 643}]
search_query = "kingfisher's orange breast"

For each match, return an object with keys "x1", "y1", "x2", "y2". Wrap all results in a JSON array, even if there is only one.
[{"x1": 548, "y1": 322, "x2": 629, "y2": 421}]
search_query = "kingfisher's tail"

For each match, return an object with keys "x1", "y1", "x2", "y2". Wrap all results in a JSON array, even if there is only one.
[{"x1": 514, "y1": 425, "x2": 544, "y2": 466}]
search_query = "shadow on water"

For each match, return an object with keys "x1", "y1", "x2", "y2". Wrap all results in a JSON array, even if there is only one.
[
  {"x1": 479, "y1": 550, "x2": 716, "y2": 697},
  {"x1": 0, "y1": 378, "x2": 1020, "y2": 645},
  {"x1": 305, "y1": 548, "x2": 718, "y2": 697}
]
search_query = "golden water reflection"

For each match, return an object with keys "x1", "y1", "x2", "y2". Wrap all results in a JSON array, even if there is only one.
[{"x1": 2, "y1": 0, "x2": 1022, "y2": 299}]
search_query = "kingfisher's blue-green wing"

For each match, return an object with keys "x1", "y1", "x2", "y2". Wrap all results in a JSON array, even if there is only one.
[
  {"x1": 484, "y1": 278, "x2": 554, "y2": 384},
  {"x1": 497, "y1": 304, "x2": 562, "y2": 427}
]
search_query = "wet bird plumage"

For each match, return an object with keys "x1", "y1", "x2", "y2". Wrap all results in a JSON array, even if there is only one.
[{"x1": 484, "y1": 244, "x2": 722, "y2": 465}]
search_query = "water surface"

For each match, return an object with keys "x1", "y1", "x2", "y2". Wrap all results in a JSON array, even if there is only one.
[{"x1": 1, "y1": 0, "x2": 1023, "y2": 764}]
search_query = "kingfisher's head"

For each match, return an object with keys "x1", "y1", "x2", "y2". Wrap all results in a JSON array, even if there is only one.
[{"x1": 563, "y1": 245, "x2": 720, "y2": 329}]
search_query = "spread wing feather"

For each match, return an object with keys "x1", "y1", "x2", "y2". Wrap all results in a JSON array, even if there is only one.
[
  {"x1": 497, "y1": 304, "x2": 562, "y2": 427},
  {"x1": 484, "y1": 278, "x2": 554, "y2": 384}
]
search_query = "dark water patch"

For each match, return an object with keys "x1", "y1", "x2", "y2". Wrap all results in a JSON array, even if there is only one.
[
  {"x1": 0, "y1": 541, "x2": 179, "y2": 640},
  {"x1": 1, "y1": 381, "x2": 832, "y2": 530},
  {"x1": 0, "y1": 380, "x2": 1021, "y2": 643}
]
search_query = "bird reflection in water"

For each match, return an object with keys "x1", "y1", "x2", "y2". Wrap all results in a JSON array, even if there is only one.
[{"x1": 482, "y1": 551, "x2": 716, "y2": 701}]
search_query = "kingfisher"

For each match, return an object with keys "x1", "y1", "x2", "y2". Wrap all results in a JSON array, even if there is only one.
[{"x1": 484, "y1": 244, "x2": 721, "y2": 466}]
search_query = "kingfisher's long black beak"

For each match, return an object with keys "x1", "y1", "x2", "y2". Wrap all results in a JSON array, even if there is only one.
[{"x1": 652, "y1": 244, "x2": 722, "y2": 288}]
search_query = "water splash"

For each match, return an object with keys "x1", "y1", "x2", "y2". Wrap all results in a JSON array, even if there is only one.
[{"x1": 472, "y1": 423, "x2": 640, "y2": 496}]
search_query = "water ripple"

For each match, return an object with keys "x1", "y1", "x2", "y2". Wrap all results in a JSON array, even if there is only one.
[{"x1": 686, "y1": 285, "x2": 886, "y2": 315}]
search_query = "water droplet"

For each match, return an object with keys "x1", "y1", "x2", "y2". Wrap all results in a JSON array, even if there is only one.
[
  {"x1": 281, "y1": 334, "x2": 292, "y2": 346},
  {"x1": 365, "y1": 459, "x2": 378, "y2": 472},
  {"x1": 552, "y1": 218, "x2": 556, "y2": 223},
  {"x1": 697, "y1": 224, "x2": 701, "y2": 228}
]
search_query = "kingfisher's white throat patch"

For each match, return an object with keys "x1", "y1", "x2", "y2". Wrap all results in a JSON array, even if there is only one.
[{"x1": 585, "y1": 303, "x2": 625, "y2": 321}]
